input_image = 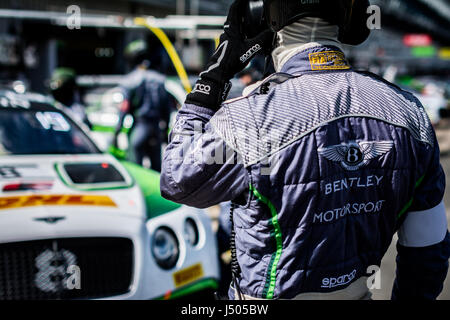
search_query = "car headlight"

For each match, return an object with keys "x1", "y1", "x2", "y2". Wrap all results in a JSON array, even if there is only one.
[
  {"x1": 151, "y1": 227, "x2": 179, "y2": 270},
  {"x1": 184, "y1": 218, "x2": 199, "y2": 246}
]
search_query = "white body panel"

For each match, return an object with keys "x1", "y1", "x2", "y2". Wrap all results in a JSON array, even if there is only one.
[{"x1": 0, "y1": 154, "x2": 219, "y2": 299}]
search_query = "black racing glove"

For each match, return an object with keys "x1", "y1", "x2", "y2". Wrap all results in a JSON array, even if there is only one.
[{"x1": 185, "y1": 0, "x2": 274, "y2": 111}]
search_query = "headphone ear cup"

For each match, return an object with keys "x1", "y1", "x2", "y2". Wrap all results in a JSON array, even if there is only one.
[
  {"x1": 263, "y1": 0, "x2": 371, "y2": 45},
  {"x1": 244, "y1": 0, "x2": 268, "y2": 39},
  {"x1": 338, "y1": 0, "x2": 371, "y2": 45}
]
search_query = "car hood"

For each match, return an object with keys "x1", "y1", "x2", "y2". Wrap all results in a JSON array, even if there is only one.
[{"x1": 0, "y1": 154, "x2": 146, "y2": 220}]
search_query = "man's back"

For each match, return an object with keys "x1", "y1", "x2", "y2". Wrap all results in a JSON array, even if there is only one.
[
  {"x1": 208, "y1": 53, "x2": 444, "y2": 298},
  {"x1": 160, "y1": 0, "x2": 450, "y2": 299},
  {"x1": 120, "y1": 68, "x2": 169, "y2": 121}
]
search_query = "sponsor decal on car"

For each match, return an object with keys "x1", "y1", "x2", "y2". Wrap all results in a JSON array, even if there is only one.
[
  {"x1": 0, "y1": 194, "x2": 117, "y2": 210},
  {"x1": 173, "y1": 263, "x2": 204, "y2": 288},
  {"x1": 0, "y1": 166, "x2": 21, "y2": 179}
]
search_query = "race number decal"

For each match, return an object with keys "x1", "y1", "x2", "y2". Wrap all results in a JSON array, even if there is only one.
[
  {"x1": 0, "y1": 166, "x2": 21, "y2": 179},
  {"x1": 35, "y1": 112, "x2": 71, "y2": 132}
]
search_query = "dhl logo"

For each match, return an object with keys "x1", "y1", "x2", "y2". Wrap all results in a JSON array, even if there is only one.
[
  {"x1": 309, "y1": 51, "x2": 350, "y2": 71},
  {"x1": 0, "y1": 195, "x2": 117, "y2": 210}
]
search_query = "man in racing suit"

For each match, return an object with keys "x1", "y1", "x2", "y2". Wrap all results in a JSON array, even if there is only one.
[
  {"x1": 49, "y1": 68, "x2": 92, "y2": 129},
  {"x1": 160, "y1": 0, "x2": 450, "y2": 300},
  {"x1": 114, "y1": 40, "x2": 174, "y2": 172}
]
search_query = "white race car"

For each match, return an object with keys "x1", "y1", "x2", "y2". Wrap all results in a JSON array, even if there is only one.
[{"x1": 0, "y1": 90, "x2": 219, "y2": 300}]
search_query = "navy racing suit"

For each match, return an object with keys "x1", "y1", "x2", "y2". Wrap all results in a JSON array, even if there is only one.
[{"x1": 160, "y1": 45, "x2": 450, "y2": 299}]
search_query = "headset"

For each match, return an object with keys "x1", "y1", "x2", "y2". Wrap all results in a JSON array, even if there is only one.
[{"x1": 243, "y1": 0, "x2": 371, "y2": 46}]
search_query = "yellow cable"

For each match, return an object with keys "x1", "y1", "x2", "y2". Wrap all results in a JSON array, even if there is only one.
[
  {"x1": 134, "y1": 17, "x2": 192, "y2": 93},
  {"x1": 215, "y1": 36, "x2": 220, "y2": 49}
]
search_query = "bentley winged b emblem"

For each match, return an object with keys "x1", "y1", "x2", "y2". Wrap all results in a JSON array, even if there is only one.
[
  {"x1": 318, "y1": 140, "x2": 394, "y2": 171},
  {"x1": 34, "y1": 216, "x2": 66, "y2": 224}
]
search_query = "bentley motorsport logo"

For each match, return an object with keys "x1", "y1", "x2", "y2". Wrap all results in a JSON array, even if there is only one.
[{"x1": 318, "y1": 140, "x2": 394, "y2": 171}]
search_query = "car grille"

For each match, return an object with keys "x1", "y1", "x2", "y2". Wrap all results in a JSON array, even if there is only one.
[{"x1": 0, "y1": 238, "x2": 134, "y2": 300}]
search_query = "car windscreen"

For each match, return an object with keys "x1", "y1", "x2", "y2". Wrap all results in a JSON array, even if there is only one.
[{"x1": 0, "y1": 109, "x2": 100, "y2": 155}]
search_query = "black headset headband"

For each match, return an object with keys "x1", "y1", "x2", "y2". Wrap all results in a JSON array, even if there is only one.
[
  {"x1": 264, "y1": 0, "x2": 340, "y2": 32},
  {"x1": 251, "y1": 0, "x2": 371, "y2": 45}
]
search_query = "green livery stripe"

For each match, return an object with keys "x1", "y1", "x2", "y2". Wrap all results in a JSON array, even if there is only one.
[
  {"x1": 91, "y1": 125, "x2": 130, "y2": 134},
  {"x1": 155, "y1": 278, "x2": 218, "y2": 300},
  {"x1": 397, "y1": 174, "x2": 426, "y2": 219},
  {"x1": 120, "y1": 161, "x2": 181, "y2": 220},
  {"x1": 108, "y1": 146, "x2": 128, "y2": 160},
  {"x1": 249, "y1": 184, "x2": 283, "y2": 300}
]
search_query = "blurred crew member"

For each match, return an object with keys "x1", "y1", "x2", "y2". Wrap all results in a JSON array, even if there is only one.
[
  {"x1": 114, "y1": 40, "x2": 174, "y2": 171},
  {"x1": 227, "y1": 67, "x2": 263, "y2": 107},
  {"x1": 237, "y1": 67, "x2": 261, "y2": 87},
  {"x1": 49, "y1": 68, "x2": 91, "y2": 128},
  {"x1": 161, "y1": 0, "x2": 450, "y2": 300},
  {"x1": 419, "y1": 83, "x2": 447, "y2": 125}
]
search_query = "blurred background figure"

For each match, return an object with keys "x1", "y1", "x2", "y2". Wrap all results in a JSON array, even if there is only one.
[
  {"x1": 49, "y1": 67, "x2": 92, "y2": 129},
  {"x1": 419, "y1": 83, "x2": 448, "y2": 125},
  {"x1": 113, "y1": 39, "x2": 175, "y2": 172},
  {"x1": 227, "y1": 65, "x2": 264, "y2": 99},
  {"x1": 236, "y1": 67, "x2": 262, "y2": 87}
]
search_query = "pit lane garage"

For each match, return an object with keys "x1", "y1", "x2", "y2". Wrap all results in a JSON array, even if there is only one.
[{"x1": 0, "y1": 90, "x2": 219, "y2": 300}]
